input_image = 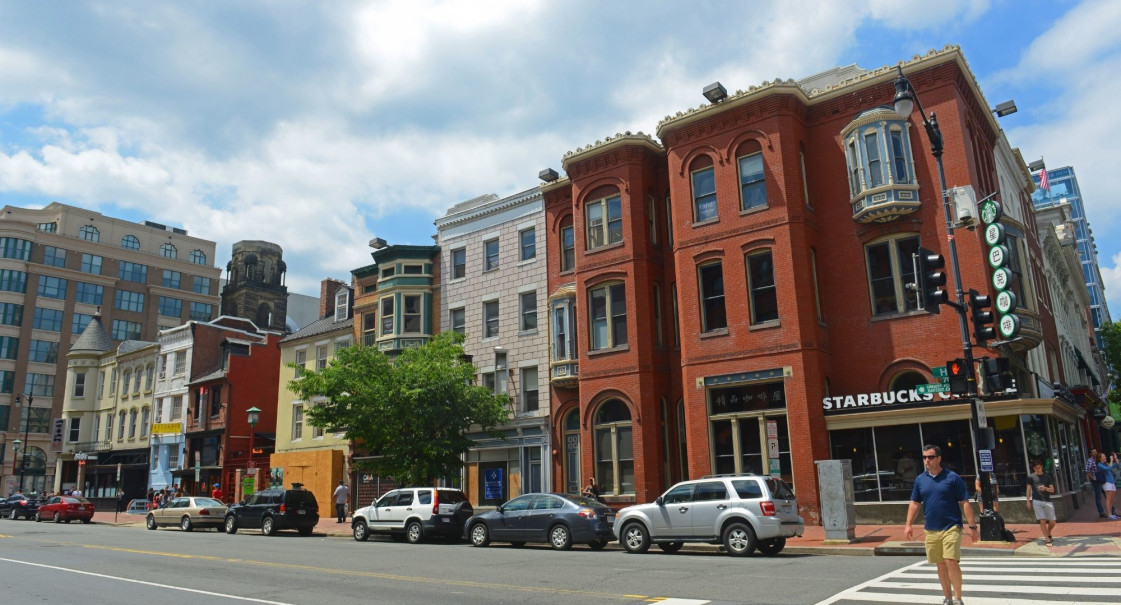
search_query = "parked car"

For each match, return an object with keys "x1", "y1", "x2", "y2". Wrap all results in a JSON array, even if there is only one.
[
  {"x1": 0, "y1": 493, "x2": 42, "y2": 520},
  {"x1": 224, "y1": 488, "x2": 319, "y2": 536},
  {"x1": 464, "y1": 493, "x2": 615, "y2": 550},
  {"x1": 36, "y1": 495, "x2": 95, "y2": 523},
  {"x1": 613, "y1": 474, "x2": 804, "y2": 556},
  {"x1": 147, "y1": 496, "x2": 228, "y2": 531},
  {"x1": 351, "y1": 487, "x2": 472, "y2": 543}
]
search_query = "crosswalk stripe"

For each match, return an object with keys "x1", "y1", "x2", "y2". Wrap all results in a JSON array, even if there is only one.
[
  {"x1": 866, "y1": 579, "x2": 1121, "y2": 596},
  {"x1": 900, "y1": 570, "x2": 1121, "y2": 581}
]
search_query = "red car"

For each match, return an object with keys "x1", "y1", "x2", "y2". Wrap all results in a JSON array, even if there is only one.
[{"x1": 35, "y1": 495, "x2": 95, "y2": 524}]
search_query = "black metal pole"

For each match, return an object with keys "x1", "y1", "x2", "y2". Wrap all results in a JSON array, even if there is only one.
[{"x1": 17, "y1": 394, "x2": 32, "y2": 492}]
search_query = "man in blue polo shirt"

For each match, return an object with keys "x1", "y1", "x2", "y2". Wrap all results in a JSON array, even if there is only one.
[{"x1": 905, "y1": 444, "x2": 978, "y2": 605}]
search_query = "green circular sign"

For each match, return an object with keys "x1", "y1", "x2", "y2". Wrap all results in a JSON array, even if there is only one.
[
  {"x1": 992, "y1": 267, "x2": 1012, "y2": 291},
  {"x1": 996, "y1": 290, "x2": 1017, "y2": 314},
  {"x1": 979, "y1": 200, "x2": 1003, "y2": 225},
  {"x1": 984, "y1": 223, "x2": 1005, "y2": 246},
  {"x1": 988, "y1": 245, "x2": 1009, "y2": 268},
  {"x1": 998, "y1": 314, "x2": 1021, "y2": 338}
]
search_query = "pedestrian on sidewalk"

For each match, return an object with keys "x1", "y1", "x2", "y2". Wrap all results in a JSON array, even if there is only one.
[
  {"x1": 1097, "y1": 452, "x2": 1118, "y2": 520},
  {"x1": 583, "y1": 477, "x2": 601, "y2": 501},
  {"x1": 1111, "y1": 453, "x2": 1121, "y2": 517},
  {"x1": 905, "y1": 444, "x2": 978, "y2": 605},
  {"x1": 333, "y1": 480, "x2": 349, "y2": 523},
  {"x1": 1087, "y1": 448, "x2": 1106, "y2": 517},
  {"x1": 211, "y1": 483, "x2": 224, "y2": 502},
  {"x1": 974, "y1": 472, "x2": 999, "y2": 512},
  {"x1": 1026, "y1": 460, "x2": 1056, "y2": 546}
]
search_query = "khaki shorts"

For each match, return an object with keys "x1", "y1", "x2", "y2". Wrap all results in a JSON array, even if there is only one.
[{"x1": 924, "y1": 527, "x2": 963, "y2": 563}]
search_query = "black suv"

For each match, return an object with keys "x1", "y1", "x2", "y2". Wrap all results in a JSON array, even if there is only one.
[
  {"x1": 224, "y1": 488, "x2": 319, "y2": 536},
  {"x1": 0, "y1": 493, "x2": 42, "y2": 520}
]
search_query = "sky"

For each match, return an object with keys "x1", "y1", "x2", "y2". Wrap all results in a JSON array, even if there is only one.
[{"x1": 1, "y1": 0, "x2": 1119, "y2": 316}]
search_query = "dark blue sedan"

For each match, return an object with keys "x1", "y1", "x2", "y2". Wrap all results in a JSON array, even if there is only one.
[{"x1": 464, "y1": 493, "x2": 616, "y2": 550}]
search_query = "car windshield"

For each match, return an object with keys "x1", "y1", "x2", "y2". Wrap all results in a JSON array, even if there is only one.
[
  {"x1": 194, "y1": 498, "x2": 223, "y2": 507},
  {"x1": 437, "y1": 490, "x2": 466, "y2": 503},
  {"x1": 765, "y1": 478, "x2": 796, "y2": 500},
  {"x1": 63, "y1": 497, "x2": 87, "y2": 503}
]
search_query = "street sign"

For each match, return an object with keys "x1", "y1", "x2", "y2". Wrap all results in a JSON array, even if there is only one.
[
  {"x1": 979, "y1": 449, "x2": 993, "y2": 473},
  {"x1": 768, "y1": 458, "x2": 781, "y2": 478},
  {"x1": 995, "y1": 290, "x2": 1017, "y2": 314},
  {"x1": 932, "y1": 366, "x2": 948, "y2": 379},
  {"x1": 975, "y1": 398, "x2": 988, "y2": 429},
  {"x1": 998, "y1": 314, "x2": 1021, "y2": 338},
  {"x1": 916, "y1": 383, "x2": 950, "y2": 394},
  {"x1": 766, "y1": 420, "x2": 779, "y2": 460}
]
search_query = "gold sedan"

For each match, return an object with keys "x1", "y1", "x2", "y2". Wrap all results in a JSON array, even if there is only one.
[{"x1": 146, "y1": 497, "x2": 228, "y2": 531}]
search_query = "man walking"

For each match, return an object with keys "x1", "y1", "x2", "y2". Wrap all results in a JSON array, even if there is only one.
[
  {"x1": 1026, "y1": 460, "x2": 1056, "y2": 546},
  {"x1": 333, "y1": 480, "x2": 349, "y2": 523},
  {"x1": 905, "y1": 444, "x2": 979, "y2": 605},
  {"x1": 1087, "y1": 448, "x2": 1106, "y2": 517}
]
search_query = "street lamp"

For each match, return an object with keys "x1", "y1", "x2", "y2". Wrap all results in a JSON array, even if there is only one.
[
  {"x1": 11, "y1": 438, "x2": 20, "y2": 482},
  {"x1": 14, "y1": 394, "x2": 33, "y2": 492},
  {"x1": 891, "y1": 65, "x2": 997, "y2": 538},
  {"x1": 246, "y1": 407, "x2": 261, "y2": 470}
]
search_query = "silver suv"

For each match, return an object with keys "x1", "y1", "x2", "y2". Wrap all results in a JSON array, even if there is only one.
[
  {"x1": 351, "y1": 487, "x2": 473, "y2": 543},
  {"x1": 612, "y1": 474, "x2": 803, "y2": 556}
]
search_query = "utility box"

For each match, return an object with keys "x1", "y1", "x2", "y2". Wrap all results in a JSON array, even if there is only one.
[{"x1": 816, "y1": 459, "x2": 857, "y2": 541}]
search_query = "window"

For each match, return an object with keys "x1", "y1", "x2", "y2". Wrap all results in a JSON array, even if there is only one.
[
  {"x1": 746, "y1": 251, "x2": 778, "y2": 324},
  {"x1": 335, "y1": 337, "x2": 351, "y2": 352},
  {"x1": 0, "y1": 303, "x2": 22, "y2": 326},
  {"x1": 133, "y1": 368, "x2": 141, "y2": 394},
  {"x1": 519, "y1": 228, "x2": 536, "y2": 261},
  {"x1": 72, "y1": 313, "x2": 93, "y2": 335},
  {"x1": 27, "y1": 373, "x2": 56, "y2": 397},
  {"x1": 80, "y1": 253, "x2": 102, "y2": 275},
  {"x1": 698, "y1": 262, "x2": 726, "y2": 332},
  {"x1": 171, "y1": 395, "x2": 183, "y2": 420},
  {"x1": 520, "y1": 291, "x2": 537, "y2": 331},
  {"x1": 118, "y1": 261, "x2": 148, "y2": 284},
  {"x1": 0, "y1": 238, "x2": 32, "y2": 260},
  {"x1": 122, "y1": 370, "x2": 131, "y2": 394},
  {"x1": 316, "y1": 344, "x2": 328, "y2": 371},
  {"x1": 111, "y1": 319, "x2": 142, "y2": 340},
  {"x1": 586, "y1": 195, "x2": 622, "y2": 249},
  {"x1": 810, "y1": 247, "x2": 824, "y2": 323},
  {"x1": 653, "y1": 283, "x2": 663, "y2": 347},
  {"x1": 0, "y1": 370, "x2": 11, "y2": 394},
  {"x1": 864, "y1": 131, "x2": 883, "y2": 188},
  {"x1": 403, "y1": 264, "x2": 423, "y2": 275},
  {"x1": 115, "y1": 290, "x2": 145, "y2": 313},
  {"x1": 43, "y1": 246, "x2": 66, "y2": 268},
  {"x1": 128, "y1": 409, "x2": 137, "y2": 438},
  {"x1": 36, "y1": 275, "x2": 68, "y2": 299},
  {"x1": 865, "y1": 235, "x2": 920, "y2": 316},
  {"x1": 334, "y1": 289, "x2": 349, "y2": 321},
  {"x1": 160, "y1": 243, "x2": 177, "y2": 258},
  {"x1": 362, "y1": 313, "x2": 377, "y2": 345},
  {"x1": 162, "y1": 270, "x2": 181, "y2": 288},
  {"x1": 648, "y1": 196, "x2": 658, "y2": 245},
  {"x1": 890, "y1": 129, "x2": 909, "y2": 184},
  {"x1": 671, "y1": 283, "x2": 680, "y2": 346},
  {"x1": 402, "y1": 294, "x2": 422, "y2": 333},
  {"x1": 118, "y1": 410, "x2": 126, "y2": 439},
  {"x1": 109, "y1": 368, "x2": 117, "y2": 394},
  {"x1": 691, "y1": 162, "x2": 717, "y2": 222},
  {"x1": 0, "y1": 336, "x2": 17, "y2": 360},
  {"x1": 292, "y1": 403, "x2": 304, "y2": 439},
  {"x1": 451, "y1": 248, "x2": 466, "y2": 279},
  {"x1": 563, "y1": 410, "x2": 580, "y2": 493},
  {"x1": 189, "y1": 302, "x2": 213, "y2": 321},
  {"x1": 73, "y1": 282, "x2": 103, "y2": 306},
  {"x1": 801, "y1": 150, "x2": 812, "y2": 209},
  {"x1": 33, "y1": 307, "x2": 63, "y2": 331},
  {"x1": 74, "y1": 372, "x2": 87, "y2": 397},
  {"x1": 37, "y1": 222, "x2": 58, "y2": 233},
  {"x1": 104, "y1": 412, "x2": 112, "y2": 441},
  {"x1": 0, "y1": 269, "x2": 28, "y2": 293},
  {"x1": 68, "y1": 417, "x2": 80, "y2": 442},
  {"x1": 521, "y1": 366, "x2": 538, "y2": 412},
  {"x1": 294, "y1": 349, "x2": 306, "y2": 378},
  {"x1": 121, "y1": 235, "x2": 140, "y2": 250},
  {"x1": 552, "y1": 301, "x2": 573, "y2": 361},
  {"x1": 190, "y1": 249, "x2": 207, "y2": 265},
  {"x1": 192, "y1": 276, "x2": 210, "y2": 295},
  {"x1": 174, "y1": 351, "x2": 186, "y2": 375},
  {"x1": 210, "y1": 385, "x2": 222, "y2": 416},
  {"x1": 665, "y1": 196, "x2": 674, "y2": 246},
  {"x1": 28, "y1": 340, "x2": 58, "y2": 363},
  {"x1": 738, "y1": 152, "x2": 767, "y2": 211},
  {"x1": 158, "y1": 296, "x2": 182, "y2": 317},
  {"x1": 145, "y1": 364, "x2": 154, "y2": 390},
  {"x1": 141, "y1": 407, "x2": 150, "y2": 436},
  {"x1": 380, "y1": 297, "x2": 395, "y2": 336},
  {"x1": 594, "y1": 399, "x2": 634, "y2": 495},
  {"x1": 589, "y1": 283, "x2": 626, "y2": 350},
  {"x1": 484, "y1": 239, "x2": 499, "y2": 271},
  {"x1": 560, "y1": 217, "x2": 575, "y2": 271},
  {"x1": 381, "y1": 266, "x2": 396, "y2": 279},
  {"x1": 483, "y1": 300, "x2": 499, "y2": 338},
  {"x1": 79, "y1": 225, "x2": 99, "y2": 242},
  {"x1": 432, "y1": 306, "x2": 458, "y2": 338}
]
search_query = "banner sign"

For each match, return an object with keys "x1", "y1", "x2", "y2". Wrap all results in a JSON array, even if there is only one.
[{"x1": 151, "y1": 422, "x2": 182, "y2": 435}]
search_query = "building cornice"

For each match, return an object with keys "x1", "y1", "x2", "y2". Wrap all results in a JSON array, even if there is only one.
[
  {"x1": 560, "y1": 132, "x2": 664, "y2": 172},
  {"x1": 435, "y1": 188, "x2": 542, "y2": 230}
]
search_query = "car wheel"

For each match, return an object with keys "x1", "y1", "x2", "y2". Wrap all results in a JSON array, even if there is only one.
[
  {"x1": 8, "y1": 509, "x2": 16, "y2": 519},
  {"x1": 261, "y1": 516, "x2": 276, "y2": 536},
  {"x1": 658, "y1": 541, "x2": 684, "y2": 553},
  {"x1": 588, "y1": 539, "x2": 609, "y2": 550},
  {"x1": 353, "y1": 520, "x2": 369, "y2": 542},
  {"x1": 757, "y1": 537, "x2": 786, "y2": 556},
  {"x1": 34, "y1": 511, "x2": 42, "y2": 523},
  {"x1": 53, "y1": 512, "x2": 62, "y2": 523},
  {"x1": 549, "y1": 524, "x2": 573, "y2": 550},
  {"x1": 405, "y1": 520, "x2": 423, "y2": 544},
  {"x1": 621, "y1": 522, "x2": 651, "y2": 554},
  {"x1": 298, "y1": 526, "x2": 313, "y2": 536},
  {"x1": 224, "y1": 515, "x2": 238, "y2": 534},
  {"x1": 181, "y1": 516, "x2": 193, "y2": 532},
  {"x1": 469, "y1": 523, "x2": 490, "y2": 547},
  {"x1": 81, "y1": 518, "x2": 91, "y2": 525},
  {"x1": 722, "y1": 521, "x2": 757, "y2": 557},
  {"x1": 147, "y1": 514, "x2": 158, "y2": 530}
]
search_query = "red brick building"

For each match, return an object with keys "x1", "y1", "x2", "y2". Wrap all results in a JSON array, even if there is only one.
[{"x1": 544, "y1": 47, "x2": 1087, "y2": 524}]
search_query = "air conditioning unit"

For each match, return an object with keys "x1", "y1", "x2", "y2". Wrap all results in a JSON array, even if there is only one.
[{"x1": 950, "y1": 186, "x2": 978, "y2": 228}]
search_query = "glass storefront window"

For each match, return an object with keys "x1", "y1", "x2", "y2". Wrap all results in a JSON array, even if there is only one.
[
  {"x1": 921, "y1": 420, "x2": 976, "y2": 482},
  {"x1": 713, "y1": 420, "x2": 735, "y2": 475},
  {"x1": 829, "y1": 427, "x2": 882, "y2": 502},
  {"x1": 989, "y1": 415, "x2": 1026, "y2": 499}
]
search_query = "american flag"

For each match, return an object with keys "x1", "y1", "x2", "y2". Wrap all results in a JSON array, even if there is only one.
[{"x1": 1038, "y1": 167, "x2": 1050, "y2": 191}]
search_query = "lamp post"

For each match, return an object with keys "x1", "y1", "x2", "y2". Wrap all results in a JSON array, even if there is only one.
[
  {"x1": 10, "y1": 439, "x2": 20, "y2": 487},
  {"x1": 14, "y1": 394, "x2": 33, "y2": 492},
  {"x1": 891, "y1": 65, "x2": 997, "y2": 538},
  {"x1": 246, "y1": 407, "x2": 261, "y2": 470}
]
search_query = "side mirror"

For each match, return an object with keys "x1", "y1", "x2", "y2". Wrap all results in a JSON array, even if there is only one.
[
  {"x1": 496, "y1": 505, "x2": 505, "y2": 513},
  {"x1": 655, "y1": 496, "x2": 664, "y2": 506},
  {"x1": 239, "y1": 500, "x2": 246, "y2": 506}
]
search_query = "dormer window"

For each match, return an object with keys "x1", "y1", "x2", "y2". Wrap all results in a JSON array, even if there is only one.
[
  {"x1": 841, "y1": 107, "x2": 919, "y2": 223},
  {"x1": 334, "y1": 288, "x2": 349, "y2": 321}
]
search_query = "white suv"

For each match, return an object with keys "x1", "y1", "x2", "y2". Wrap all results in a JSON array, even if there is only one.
[
  {"x1": 612, "y1": 474, "x2": 803, "y2": 556},
  {"x1": 351, "y1": 487, "x2": 473, "y2": 543}
]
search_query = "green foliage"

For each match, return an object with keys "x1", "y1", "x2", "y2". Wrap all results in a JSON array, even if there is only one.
[
  {"x1": 287, "y1": 331, "x2": 509, "y2": 485},
  {"x1": 1101, "y1": 321, "x2": 1121, "y2": 408}
]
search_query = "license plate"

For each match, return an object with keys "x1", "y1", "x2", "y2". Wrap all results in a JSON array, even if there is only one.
[
  {"x1": 297, "y1": 509, "x2": 306, "y2": 515},
  {"x1": 441, "y1": 517, "x2": 450, "y2": 523},
  {"x1": 605, "y1": 514, "x2": 615, "y2": 523}
]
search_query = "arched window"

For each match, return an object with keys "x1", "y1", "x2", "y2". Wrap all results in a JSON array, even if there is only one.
[
  {"x1": 118, "y1": 410, "x2": 127, "y2": 439},
  {"x1": 121, "y1": 235, "x2": 140, "y2": 250},
  {"x1": 563, "y1": 409, "x2": 581, "y2": 494},
  {"x1": 190, "y1": 249, "x2": 207, "y2": 265},
  {"x1": 140, "y1": 407, "x2": 150, "y2": 437},
  {"x1": 736, "y1": 141, "x2": 767, "y2": 212},
  {"x1": 122, "y1": 370, "x2": 132, "y2": 394},
  {"x1": 585, "y1": 190, "x2": 622, "y2": 250},
  {"x1": 79, "y1": 225, "x2": 100, "y2": 242},
  {"x1": 890, "y1": 371, "x2": 926, "y2": 392},
  {"x1": 690, "y1": 155, "x2": 717, "y2": 222},
  {"x1": 128, "y1": 408, "x2": 138, "y2": 438},
  {"x1": 594, "y1": 399, "x2": 634, "y2": 495},
  {"x1": 160, "y1": 243, "x2": 177, "y2": 259}
]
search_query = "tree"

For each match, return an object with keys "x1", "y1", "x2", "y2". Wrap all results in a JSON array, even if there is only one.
[
  {"x1": 1100, "y1": 321, "x2": 1121, "y2": 409},
  {"x1": 287, "y1": 331, "x2": 509, "y2": 485}
]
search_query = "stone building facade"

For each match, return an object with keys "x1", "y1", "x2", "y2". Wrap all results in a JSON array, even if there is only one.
[{"x1": 221, "y1": 240, "x2": 289, "y2": 333}]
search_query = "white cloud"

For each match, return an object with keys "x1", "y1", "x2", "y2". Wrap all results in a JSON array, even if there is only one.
[
  {"x1": 996, "y1": 0, "x2": 1121, "y2": 80},
  {"x1": 1102, "y1": 253, "x2": 1121, "y2": 319}
]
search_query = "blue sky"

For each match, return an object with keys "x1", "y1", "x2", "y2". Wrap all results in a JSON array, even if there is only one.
[{"x1": 1, "y1": 0, "x2": 1119, "y2": 315}]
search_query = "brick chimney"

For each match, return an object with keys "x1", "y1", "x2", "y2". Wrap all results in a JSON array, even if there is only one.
[{"x1": 320, "y1": 278, "x2": 346, "y2": 318}]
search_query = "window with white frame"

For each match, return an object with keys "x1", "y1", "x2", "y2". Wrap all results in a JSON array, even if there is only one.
[
  {"x1": 450, "y1": 307, "x2": 465, "y2": 334},
  {"x1": 586, "y1": 195, "x2": 622, "y2": 249},
  {"x1": 292, "y1": 403, "x2": 304, "y2": 440},
  {"x1": 483, "y1": 300, "x2": 499, "y2": 338},
  {"x1": 294, "y1": 349, "x2": 306, "y2": 377},
  {"x1": 129, "y1": 409, "x2": 137, "y2": 438},
  {"x1": 551, "y1": 299, "x2": 576, "y2": 362},
  {"x1": 104, "y1": 412, "x2": 112, "y2": 441},
  {"x1": 738, "y1": 151, "x2": 767, "y2": 211},
  {"x1": 316, "y1": 344, "x2": 327, "y2": 371},
  {"x1": 171, "y1": 395, "x2": 183, "y2": 420},
  {"x1": 118, "y1": 410, "x2": 126, "y2": 439},
  {"x1": 451, "y1": 248, "x2": 466, "y2": 279},
  {"x1": 521, "y1": 366, "x2": 538, "y2": 412},
  {"x1": 174, "y1": 351, "x2": 186, "y2": 375},
  {"x1": 589, "y1": 282, "x2": 626, "y2": 350},
  {"x1": 520, "y1": 291, "x2": 537, "y2": 331},
  {"x1": 865, "y1": 234, "x2": 920, "y2": 316},
  {"x1": 380, "y1": 297, "x2": 394, "y2": 336},
  {"x1": 594, "y1": 399, "x2": 634, "y2": 495},
  {"x1": 73, "y1": 372, "x2": 86, "y2": 397},
  {"x1": 141, "y1": 407, "x2": 150, "y2": 436},
  {"x1": 691, "y1": 158, "x2": 717, "y2": 222},
  {"x1": 402, "y1": 294, "x2": 422, "y2": 333},
  {"x1": 334, "y1": 288, "x2": 349, "y2": 321}
]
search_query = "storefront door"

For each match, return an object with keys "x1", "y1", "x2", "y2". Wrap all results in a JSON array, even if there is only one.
[{"x1": 710, "y1": 414, "x2": 791, "y2": 484}]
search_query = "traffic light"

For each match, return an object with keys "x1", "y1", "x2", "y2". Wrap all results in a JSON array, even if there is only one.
[
  {"x1": 969, "y1": 288, "x2": 995, "y2": 346},
  {"x1": 946, "y1": 358, "x2": 970, "y2": 395},
  {"x1": 915, "y1": 247, "x2": 947, "y2": 314},
  {"x1": 982, "y1": 357, "x2": 1014, "y2": 393}
]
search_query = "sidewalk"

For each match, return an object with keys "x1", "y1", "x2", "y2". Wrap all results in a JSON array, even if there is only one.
[{"x1": 92, "y1": 502, "x2": 1121, "y2": 557}]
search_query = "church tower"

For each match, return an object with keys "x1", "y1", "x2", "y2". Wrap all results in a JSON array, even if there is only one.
[{"x1": 220, "y1": 240, "x2": 289, "y2": 332}]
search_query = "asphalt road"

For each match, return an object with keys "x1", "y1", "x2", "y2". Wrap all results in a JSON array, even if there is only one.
[{"x1": 0, "y1": 520, "x2": 920, "y2": 604}]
